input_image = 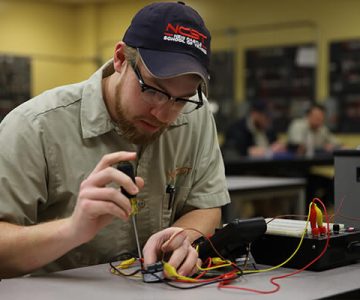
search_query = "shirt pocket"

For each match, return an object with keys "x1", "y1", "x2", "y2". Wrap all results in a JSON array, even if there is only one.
[{"x1": 161, "y1": 186, "x2": 191, "y2": 229}]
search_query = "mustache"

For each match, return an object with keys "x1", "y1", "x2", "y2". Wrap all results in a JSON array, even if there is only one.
[{"x1": 135, "y1": 117, "x2": 168, "y2": 128}]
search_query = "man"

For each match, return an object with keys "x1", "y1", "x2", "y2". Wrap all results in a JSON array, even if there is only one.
[
  {"x1": 223, "y1": 101, "x2": 286, "y2": 157},
  {"x1": 287, "y1": 104, "x2": 341, "y2": 157},
  {"x1": 0, "y1": 2, "x2": 230, "y2": 278},
  {"x1": 287, "y1": 104, "x2": 343, "y2": 209}
]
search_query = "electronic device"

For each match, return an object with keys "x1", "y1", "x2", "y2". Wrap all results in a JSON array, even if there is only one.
[
  {"x1": 334, "y1": 150, "x2": 360, "y2": 228},
  {"x1": 197, "y1": 217, "x2": 267, "y2": 261},
  {"x1": 251, "y1": 218, "x2": 360, "y2": 271},
  {"x1": 142, "y1": 262, "x2": 164, "y2": 283}
]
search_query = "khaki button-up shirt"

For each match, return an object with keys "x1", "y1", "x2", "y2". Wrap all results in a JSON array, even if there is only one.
[
  {"x1": 287, "y1": 117, "x2": 340, "y2": 153},
  {"x1": 0, "y1": 60, "x2": 230, "y2": 273}
]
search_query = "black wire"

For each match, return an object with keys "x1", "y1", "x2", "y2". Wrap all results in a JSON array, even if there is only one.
[
  {"x1": 232, "y1": 261, "x2": 244, "y2": 274},
  {"x1": 110, "y1": 258, "x2": 244, "y2": 288},
  {"x1": 109, "y1": 235, "x2": 246, "y2": 286},
  {"x1": 145, "y1": 271, "x2": 242, "y2": 290}
]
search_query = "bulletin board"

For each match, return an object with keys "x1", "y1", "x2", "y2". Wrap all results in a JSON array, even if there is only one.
[{"x1": 0, "y1": 55, "x2": 31, "y2": 121}]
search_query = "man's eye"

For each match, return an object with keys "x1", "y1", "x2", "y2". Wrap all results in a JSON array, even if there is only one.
[
  {"x1": 144, "y1": 87, "x2": 158, "y2": 96},
  {"x1": 173, "y1": 100, "x2": 186, "y2": 107},
  {"x1": 144, "y1": 88, "x2": 168, "y2": 101}
]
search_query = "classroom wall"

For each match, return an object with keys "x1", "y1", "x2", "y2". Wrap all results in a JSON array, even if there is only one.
[
  {"x1": 97, "y1": 0, "x2": 360, "y2": 103},
  {"x1": 0, "y1": 1, "x2": 99, "y2": 95},
  {"x1": 206, "y1": 0, "x2": 360, "y2": 102},
  {"x1": 1, "y1": 0, "x2": 360, "y2": 143}
]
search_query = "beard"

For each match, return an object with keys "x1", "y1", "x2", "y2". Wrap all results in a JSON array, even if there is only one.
[{"x1": 114, "y1": 98, "x2": 167, "y2": 145}]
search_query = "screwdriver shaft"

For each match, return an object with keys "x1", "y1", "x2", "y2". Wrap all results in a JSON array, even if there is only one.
[{"x1": 132, "y1": 215, "x2": 143, "y2": 260}]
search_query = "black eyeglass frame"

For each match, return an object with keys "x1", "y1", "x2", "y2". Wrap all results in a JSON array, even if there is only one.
[{"x1": 130, "y1": 62, "x2": 204, "y2": 113}]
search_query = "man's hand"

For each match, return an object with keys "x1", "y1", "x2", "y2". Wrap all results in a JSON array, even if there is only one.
[
  {"x1": 271, "y1": 141, "x2": 287, "y2": 153},
  {"x1": 142, "y1": 227, "x2": 200, "y2": 277},
  {"x1": 0, "y1": 151, "x2": 145, "y2": 278},
  {"x1": 248, "y1": 146, "x2": 268, "y2": 157},
  {"x1": 68, "y1": 151, "x2": 144, "y2": 244}
]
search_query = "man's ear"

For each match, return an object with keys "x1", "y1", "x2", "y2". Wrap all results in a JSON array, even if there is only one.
[{"x1": 113, "y1": 42, "x2": 126, "y2": 72}]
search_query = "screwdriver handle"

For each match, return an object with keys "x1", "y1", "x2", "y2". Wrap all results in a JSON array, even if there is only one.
[
  {"x1": 117, "y1": 162, "x2": 142, "y2": 261},
  {"x1": 117, "y1": 162, "x2": 136, "y2": 198}
]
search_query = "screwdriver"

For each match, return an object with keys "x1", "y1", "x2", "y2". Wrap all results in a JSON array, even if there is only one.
[{"x1": 117, "y1": 162, "x2": 143, "y2": 262}]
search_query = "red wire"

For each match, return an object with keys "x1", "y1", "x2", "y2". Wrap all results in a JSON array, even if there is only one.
[
  {"x1": 168, "y1": 227, "x2": 242, "y2": 284},
  {"x1": 193, "y1": 257, "x2": 212, "y2": 279},
  {"x1": 219, "y1": 198, "x2": 331, "y2": 294}
]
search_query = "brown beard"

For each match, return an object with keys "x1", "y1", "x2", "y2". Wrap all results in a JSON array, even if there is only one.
[{"x1": 114, "y1": 100, "x2": 167, "y2": 145}]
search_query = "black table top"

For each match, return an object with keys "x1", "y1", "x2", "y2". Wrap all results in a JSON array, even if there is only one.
[{"x1": 224, "y1": 153, "x2": 334, "y2": 176}]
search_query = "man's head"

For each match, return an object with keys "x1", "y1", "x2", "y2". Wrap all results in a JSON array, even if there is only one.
[
  {"x1": 307, "y1": 104, "x2": 326, "y2": 131},
  {"x1": 105, "y1": 2, "x2": 210, "y2": 145},
  {"x1": 123, "y1": 1, "x2": 211, "y2": 94},
  {"x1": 249, "y1": 100, "x2": 270, "y2": 131}
]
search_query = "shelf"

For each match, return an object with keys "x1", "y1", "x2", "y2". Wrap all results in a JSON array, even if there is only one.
[
  {"x1": 246, "y1": 44, "x2": 316, "y2": 132},
  {"x1": 330, "y1": 39, "x2": 360, "y2": 132},
  {"x1": 0, "y1": 55, "x2": 30, "y2": 121}
]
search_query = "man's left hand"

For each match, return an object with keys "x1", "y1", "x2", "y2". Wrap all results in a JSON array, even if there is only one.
[{"x1": 142, "y1": 227, "x2": 200, "y2": 277}]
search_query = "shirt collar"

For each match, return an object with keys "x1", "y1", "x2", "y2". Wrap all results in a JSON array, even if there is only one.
[{"x1": 80, "y1": 60, "x2": 115, "y2": 138}]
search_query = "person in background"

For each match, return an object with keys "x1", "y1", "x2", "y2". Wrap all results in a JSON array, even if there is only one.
[
  {"x1": 287, "y1": 104, "x2": 341, "y2": 157},
  {"x1": 222, "y1": 100, "x2": 286, "y2": 157},
  {"x1": 287, "y1": 103, "x2": 343, "y2": 210},
  {"x1": 0, "y1": 2, "x2": 230, "y2": 278}
]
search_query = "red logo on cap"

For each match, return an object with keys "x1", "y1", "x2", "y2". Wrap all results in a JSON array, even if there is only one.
[{"x1": 164, "y1": 23, "x2": 207, "y2": 46}]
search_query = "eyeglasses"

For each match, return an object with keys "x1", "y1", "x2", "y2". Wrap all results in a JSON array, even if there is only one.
[{"x1": 130, "y1": 62, "x2": 203, "y2": 114}]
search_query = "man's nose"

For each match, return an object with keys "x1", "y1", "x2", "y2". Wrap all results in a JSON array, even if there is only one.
[{"x1": 149, "y1": 102, "x2": 177, "y2": 123}]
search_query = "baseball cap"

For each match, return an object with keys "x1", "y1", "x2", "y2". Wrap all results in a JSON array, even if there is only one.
[
  {"x1": 250, "y1": 100, "x2": 268, "y2": 113},
  {"x1": 123, "y1": 1, "x2": 211, "y2": 94}
]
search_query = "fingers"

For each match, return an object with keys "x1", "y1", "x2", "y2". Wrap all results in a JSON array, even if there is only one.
[
  {"x1": 163, "y1": 237, "x2": 199, "y2": 276},
  {"x1": 74, "y1": 151, "x2": 144, "y2": 225},
  {"x1": 161, "y1": 230, "x2": 187, "y2": 252},
  {"x1": 143, "y1": 228, "x2": 183, "y2": 266},
  {"x1": 143, "y1": 228, "x2": 200, "y2": 277},
  {"x1": 143, "y1": 231, "x2": 170, "y2": 266},
  {"x1": 83, "y1": 167, "x2": 139, "y2": 195},
  {"x1": 78, "y1": 186, "x2": 132, "y2": 219},
  {"x1": 86, "y1": 152, "x2": 143, "y2": 198},
  {"x1": 70, "y1": 152, "x2": 145, "y2": 243},
  {"x1": 79, "y1": 196, "x2": 129, "y2": 221},
  {"x1": 81, "y1": 151, "x2": 144, "y2": 209},
  {"x1": 142, "y1": 246, "x2": 159, "y2": 268},
  {"x1": 90, "y1": 151, "x2": 137, "y2": 175},
  {"x1": 135, "y1": 177, "x2": 145, "y2": 190}
]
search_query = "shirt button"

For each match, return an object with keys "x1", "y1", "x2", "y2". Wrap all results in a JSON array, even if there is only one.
[{"x1": 137, "y1": 199, "x2": 145, "y2": 210}]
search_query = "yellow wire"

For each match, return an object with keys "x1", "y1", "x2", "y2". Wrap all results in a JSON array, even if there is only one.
[
  {"x1": 163, "y1": 257, "x2": 235, "y2": 282},
  {"x1": 110, "y1": 257, "x2": 142, "y2": 278},
  {"x1": 163, "y1": 262, "x2": 198, "y2": 282},
  {"x1": 197, "y1": 257, "x2": 233, "y2": 271},
  {"x1": 115, "y1": 257, "x2": 137, "y2": 269},
  {"x1": 243, "y1": 205, "x2": 312, "y2": 274},
  {"x1": 115, "y1": 207, "x2": 312, "y2": 281},
  {"x1": 197, "y1": 261, "x2": 233, "y2": 271}
]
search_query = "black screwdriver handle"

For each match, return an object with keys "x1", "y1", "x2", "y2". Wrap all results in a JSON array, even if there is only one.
[{"x1": 117, "y1": 162, "x2": 136, "y2": 198}]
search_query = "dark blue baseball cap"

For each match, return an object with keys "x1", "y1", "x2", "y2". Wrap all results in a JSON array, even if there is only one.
[
  {"x1": 250, "y1": 100, "x2": 268, "y2": 113},
  {"x1": 123, "y1": 2, "x2": 211, "y2": 94}
]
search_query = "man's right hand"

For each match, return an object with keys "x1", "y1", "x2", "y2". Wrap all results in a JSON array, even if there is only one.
[
  {"x1": 0, "y1": 151, "x2": 145, "y2": 278},
  {"x1": 68, "y1": 151, "x2": 144, "y2": 244}
]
